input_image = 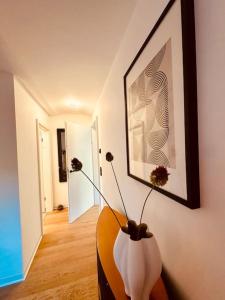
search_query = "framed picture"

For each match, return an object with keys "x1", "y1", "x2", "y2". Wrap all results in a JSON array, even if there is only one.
[{"x1": 124, "y1": 0, "x2": 200, "y2": 208}]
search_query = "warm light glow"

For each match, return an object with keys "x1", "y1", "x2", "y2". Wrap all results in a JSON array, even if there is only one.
[{"x1": 65, "y1": 98, "x2": 82, "y2": 109}]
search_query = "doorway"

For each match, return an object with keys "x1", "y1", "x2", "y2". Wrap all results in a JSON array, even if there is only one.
[
  {"x1": 37, "y1": 121, "x2": 53, "y2": 231},
  {"x1": 37, "y1": 120, "x2": 99, "y2": 228}
]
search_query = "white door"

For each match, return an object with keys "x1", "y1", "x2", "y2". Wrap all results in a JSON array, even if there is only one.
[{"x1": 66, "y1": 122, "x2": 94, "y2": 223}]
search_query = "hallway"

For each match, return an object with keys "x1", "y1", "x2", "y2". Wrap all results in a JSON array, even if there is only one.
[{"x1": 0, "y1": 206, "x2": 99, "y2": 300}]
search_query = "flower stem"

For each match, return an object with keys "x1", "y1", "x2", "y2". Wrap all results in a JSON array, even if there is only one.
[
  {"x1": 139, "y1": 188, "x2": 153, "y2": 224},
  {"x1": 80, "y1": 170, "x2": 122, "y2": 228},
  {"x1": 110, "y1": 162, "x2": 129, "y2": 222}
]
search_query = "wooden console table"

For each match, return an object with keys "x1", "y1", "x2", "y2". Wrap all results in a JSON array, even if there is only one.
[{"x1": 96, "y1": 207, "x2": 168, "y2": 300}]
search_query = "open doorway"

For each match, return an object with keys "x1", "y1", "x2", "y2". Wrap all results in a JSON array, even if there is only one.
[
  {"x1": 36, "y1": 121, "x2": 53, "y2": 232},
  {"x1": 37, "y1": 119, "x2": 100, "y2": 229}
]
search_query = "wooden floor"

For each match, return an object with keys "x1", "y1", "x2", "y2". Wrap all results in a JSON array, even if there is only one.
[{"x1": 0, "y1": 206, "x2": 99, "y2": 300}]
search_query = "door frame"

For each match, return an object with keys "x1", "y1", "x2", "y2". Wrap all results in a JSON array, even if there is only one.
[
  {"x1": 36, "y1": 120, "x2": 53, "y2": 234},
  {"x1": 91, "y1": 116, "x2": 101, "y2": 206}
]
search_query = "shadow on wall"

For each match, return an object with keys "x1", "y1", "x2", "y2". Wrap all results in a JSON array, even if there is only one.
[
  {"x1": 162, "y1": 267, "x2": 187, "y2": 300},
  {"x1": 0, "y1": 72, "x2": 23, "y2": 287}
]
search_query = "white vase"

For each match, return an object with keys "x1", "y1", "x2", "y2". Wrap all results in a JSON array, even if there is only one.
[{"x1": 113, "y1": 229, "x2": 162, "y2": 300}]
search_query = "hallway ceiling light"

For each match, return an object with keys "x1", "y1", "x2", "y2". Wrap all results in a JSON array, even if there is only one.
[{"x1": 66, "y1": 98, "x2": 82, "y2": 109}]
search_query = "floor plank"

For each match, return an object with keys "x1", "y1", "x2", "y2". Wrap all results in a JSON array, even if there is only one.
[{"x1": 0, "y1": 206, "x2": 99, "y2": 300}]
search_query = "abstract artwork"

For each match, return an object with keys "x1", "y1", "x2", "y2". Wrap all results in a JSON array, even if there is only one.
[
  {"x1": 128, "y1": 39, "x2": 176, "y2": 169},
  {"x1": 124, "y1": 0, "x2": 200, "y2": 208}
]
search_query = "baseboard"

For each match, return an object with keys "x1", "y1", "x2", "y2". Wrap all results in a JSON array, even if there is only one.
[
  {"x1": 0, "y1": 273, "x2": 23, "y2": 288},
  {"x1": 23, "y1": 234, "x2": 42, "y2": 280}
]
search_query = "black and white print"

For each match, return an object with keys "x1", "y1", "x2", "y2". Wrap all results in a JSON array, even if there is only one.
[{"x1": 128, "y1": 39, "x2": 176, "y2": 169}]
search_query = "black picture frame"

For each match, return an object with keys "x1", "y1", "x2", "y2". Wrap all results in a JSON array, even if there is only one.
[{"x1": 124, "y1": 0, "x2": 200, "y2": 208}]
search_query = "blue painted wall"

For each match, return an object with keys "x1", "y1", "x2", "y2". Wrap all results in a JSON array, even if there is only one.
[
  {"x1": 0, "y1": 72, "x2": 23, "y2": 287},
  {"x1": 0, "y1": 196, "x2": 23, "y2": 286}
]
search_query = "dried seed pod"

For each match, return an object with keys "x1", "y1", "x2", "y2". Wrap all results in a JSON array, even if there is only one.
[
  {"x1": 71, "y1": 158, "x2": 82, "y2": 171},
  {"x1": 106, "y1": 152, "x2": 114, "y2": 162}
]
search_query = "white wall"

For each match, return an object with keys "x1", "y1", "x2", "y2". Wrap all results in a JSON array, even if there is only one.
[
  {"x1": 94, "y1": 0, "x2": 225, "y2": 299},
  {"x1": 49, "y1": 114, "x2": 91, "y2": 208},
  {"x1": 0, "y1": 72, "x2": 23, "y2": 287},
  {"x1": 14, "y1": 79, "x2": 49, "y2": 276}
]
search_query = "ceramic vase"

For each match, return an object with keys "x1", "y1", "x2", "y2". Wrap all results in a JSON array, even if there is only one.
[{"x1": 113, "y1": 229, "x2": 162, "y2": 300}]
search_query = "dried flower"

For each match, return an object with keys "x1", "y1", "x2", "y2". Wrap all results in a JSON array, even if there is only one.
[
  {"x1": 106, "y1": 152, "x2": 114, "y2": 162},
  {"x1": 150, "y1": 166, "x2": 169, "y2": 187},
  {"x1": 105, "y1": 151, "x2": 129, "y2": 222},
  {"x1": 70, "y1": 156, "x2": 122, "y2": 228},
  {"x1": 71, "y1": 158, "x2": 82, "y2": 171},
  {"x1": 122, "y1": 220, "x2": 153, "y2": 241},
  {"x1": 70, "y1": 154, "x2": 170, "y2": 240}
]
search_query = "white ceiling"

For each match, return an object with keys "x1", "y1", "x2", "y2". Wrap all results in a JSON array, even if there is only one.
[{"x1": 0, "y1": 0, "x2": 136, "y2": 115}]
